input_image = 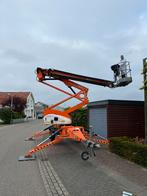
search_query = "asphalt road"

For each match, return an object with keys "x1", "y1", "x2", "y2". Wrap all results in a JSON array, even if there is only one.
[
  {"x1": 0, "y1": 120, "x2": 47, "y2": 196},
  {"x1": 1, "y1": 120, "x2": 147, "y2": 196}
]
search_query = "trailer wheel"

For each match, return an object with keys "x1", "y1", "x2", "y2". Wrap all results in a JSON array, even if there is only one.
[{"x1": 81, "y1": 151, "x2": 89, "y2": 161}]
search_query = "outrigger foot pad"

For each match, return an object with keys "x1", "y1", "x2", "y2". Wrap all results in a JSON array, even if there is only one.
[
  {"x1": 18, "y1": 154, "x2": 36, "y2": 161},
  {"x1": 24, "y1": 138, "x2": 35, "y2": 141}
]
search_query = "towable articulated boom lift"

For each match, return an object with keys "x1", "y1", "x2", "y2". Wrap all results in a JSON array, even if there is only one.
[{"x1": 19, "y1": 58, "x2": 132, "y2": 161}]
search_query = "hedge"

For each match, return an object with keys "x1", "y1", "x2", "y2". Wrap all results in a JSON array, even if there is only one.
[
  {"x1": 12, "y1": 111, "x2": 25, "y2": 119},
  {"x1": 109, "y1": 137, "x2": 147, "y2": 167},
  {"x1": 0, "y1": 108, "x2": 25, "y2": 124},
  {"x1": 0, "y1": 108, "x2": 11, "y2": 124}
]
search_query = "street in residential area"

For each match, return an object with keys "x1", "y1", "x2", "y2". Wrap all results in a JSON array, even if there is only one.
[
  {"x1": 0, "y1": 120, "x2": 147, "y2": 196},
  {"x1": 0, "y1": 120, "x2": 46, "y2": 196}
]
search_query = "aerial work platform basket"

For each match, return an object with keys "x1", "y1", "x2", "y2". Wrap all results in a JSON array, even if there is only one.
[{"x1": 111, "y1": 56, "x2": 132, "y2": 87}]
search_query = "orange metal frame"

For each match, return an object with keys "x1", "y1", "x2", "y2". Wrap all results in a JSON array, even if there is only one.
[
  {"x1": 42, "y1": 79, "x2": 89, "y2": 117},
  {"x1": 25, "y1": 125, "x2": 109, "y2": 158},
  {"x1": 23, "y1": 70, "x2": 109, "y2": 159}
]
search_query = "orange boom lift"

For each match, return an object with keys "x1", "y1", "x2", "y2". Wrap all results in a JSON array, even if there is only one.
[{"x1": 19, "y1": 59, "x2": 132, "y2": 161}]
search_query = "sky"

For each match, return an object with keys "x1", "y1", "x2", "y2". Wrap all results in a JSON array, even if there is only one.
[{"x1": 0, "y1": 0, "x2": 147, "y2": 106}]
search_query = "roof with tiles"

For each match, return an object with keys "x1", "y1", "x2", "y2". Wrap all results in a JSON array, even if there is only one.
[{"x1": 0, "y1": 92, "x2": 30, "y2": 105}]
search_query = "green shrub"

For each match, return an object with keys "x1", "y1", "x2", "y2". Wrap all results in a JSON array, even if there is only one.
[
  {"x1": 0, "y1": 108, "x2": 25, "y2": 124},
  {"x1": 71, "y1": 108, "x2": 87, "y2": 128},
  {"x1": 109, "y1": 137, "x2": 147, "y2": 167},
  {"x1": 12, "y1": 111, "x2": 25, "y2": 119},
  {"x1": 0, "y1": 108, "x2": 11, "y2": 124}
]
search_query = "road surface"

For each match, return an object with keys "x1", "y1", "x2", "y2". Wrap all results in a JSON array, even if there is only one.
[
  {"x1": 0, "y1": 120, "x2": 47, "y2": 196},
  {"x1": 1, "y1": 120, "x2": 147, "y2": 196}
]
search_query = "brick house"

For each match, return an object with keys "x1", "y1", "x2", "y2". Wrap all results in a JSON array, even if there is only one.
[{"x1": 0, "y1": 92, "x2": 35, "y2": 119}]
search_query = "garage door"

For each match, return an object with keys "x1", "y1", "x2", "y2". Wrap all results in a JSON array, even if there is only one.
[{"x1": 89, "y1": 107, "x2": 107, "y2": 138}]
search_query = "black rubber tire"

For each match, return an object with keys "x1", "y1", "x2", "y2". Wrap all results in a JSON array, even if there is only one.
[{"x1": 81, "y1": 151, "x2": 89, "y2": 161}]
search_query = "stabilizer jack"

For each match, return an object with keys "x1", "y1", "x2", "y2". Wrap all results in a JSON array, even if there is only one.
[
  {"x1": 25, "y1": 125, "x2": 54, "y2": 141},
  {"x1": 19, "y1": 129, "x2": 62, "y2": 161}
]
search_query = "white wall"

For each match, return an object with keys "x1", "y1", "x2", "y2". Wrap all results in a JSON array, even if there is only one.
[{"x1": 24, "y1": 93, "x2": 35, "y2": 119}]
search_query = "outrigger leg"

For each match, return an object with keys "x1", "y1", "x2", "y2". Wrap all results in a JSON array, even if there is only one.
[
  {"x1": 19, "y1": 130, "x2": 62, "y2": 161},
  {"x1": 25, "y1": 125, "x2": 54, "y2": 141}
]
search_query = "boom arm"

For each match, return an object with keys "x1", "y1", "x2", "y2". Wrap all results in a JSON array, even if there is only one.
[
  {"x1": 36, "y1": 68, "x2": 114, "y2": 88},
  {"x1": 36, "y1": 66, "x2": 132, "y2": 125},
  {"x1": 37, "y1": 68, "x2": 91, "y2": 124},
  {"x1": 36, "y1": 68, "x2": 115, "y2": 120}
]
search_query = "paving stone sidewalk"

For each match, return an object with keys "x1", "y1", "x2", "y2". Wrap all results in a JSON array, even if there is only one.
[
  {"x1": 36, "y1": 140, "x2": 147, "y2": 196},
  {"x1": 37, "y1": 149, "x2": 70, "y2": 196},
  {"x1": 98, "y1": 149, "x2": 147, "y2": 196}
]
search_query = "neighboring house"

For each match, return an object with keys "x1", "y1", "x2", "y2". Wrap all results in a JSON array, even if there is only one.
[
  {"x1": 0, "y1": 92, "x2": 35, "y2": 119},
  {"x1": 35, "y1": 102, "x2": 64, "y2": 119},
  {"x1": 35, "y1": 101, "x2": 48, "y2": 118},
  {"x1": 88, "y1": 99, "x2": 145, "y2": 138},
  {"x1": 24, "y1": 92, "x2": 35, "y2": 119}
]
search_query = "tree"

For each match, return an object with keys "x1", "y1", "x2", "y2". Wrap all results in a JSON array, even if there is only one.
[
  {"x1": 2, "y1": 96, "x2": 26, "y2": 112},
  {"x1": 1, "y1": 96, "x2": 26, "y2": 122},
  {"x1": 71, "y1": 108, "x2": 88, "y2": 128},
  {"x1": 12, "y1": 96, "x2": 26, "y2": 112}
]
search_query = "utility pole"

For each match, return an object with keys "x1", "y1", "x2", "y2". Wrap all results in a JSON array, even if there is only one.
[{"x1": 142, "y1": 58, "x2": 147, "y2": 144}]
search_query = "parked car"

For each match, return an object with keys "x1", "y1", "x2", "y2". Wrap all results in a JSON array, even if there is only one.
[{"x1": 37, "y1": 113, "x2": 44, "y2": 119}]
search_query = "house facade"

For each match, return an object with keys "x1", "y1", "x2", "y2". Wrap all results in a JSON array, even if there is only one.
[
  {"x1": 0, "y1": 92, "x2": 35, "y2": 119},
  {"x1": 23, "y1": 93, "x2": 35, "y2": 119},
  {"x1": 35, "y1": 101, "x2": 48, "y2": 118}
]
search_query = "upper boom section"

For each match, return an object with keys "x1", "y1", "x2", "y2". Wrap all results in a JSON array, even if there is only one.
[{"x1": 36, "y1": 68, "x2": 114, "y2": 88}]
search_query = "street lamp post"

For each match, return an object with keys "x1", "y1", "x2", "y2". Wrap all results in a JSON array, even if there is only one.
[{"x1": 8, "y1": 93, "x2": 13, "y2": 124}]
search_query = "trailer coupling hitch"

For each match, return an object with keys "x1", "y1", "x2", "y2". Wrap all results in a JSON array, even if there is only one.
[{"x1": 81, "y1": 140, "x2": 100, "y2": 161}]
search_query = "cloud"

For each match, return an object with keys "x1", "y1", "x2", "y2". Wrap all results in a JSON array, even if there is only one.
[{"x1": 0, "y1": 0, "x2": 146, "y2": 105}]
